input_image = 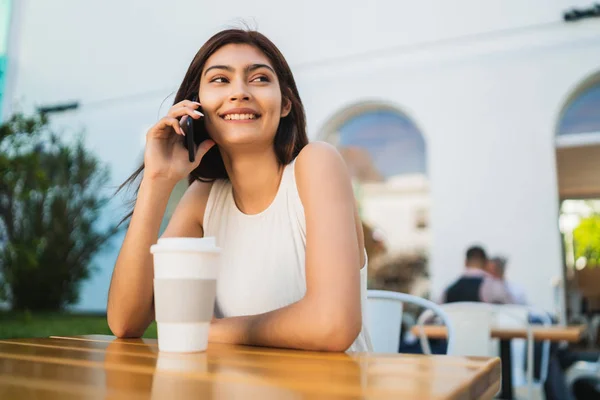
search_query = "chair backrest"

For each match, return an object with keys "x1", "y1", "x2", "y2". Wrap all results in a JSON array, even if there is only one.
[
  {"x1": 418, "y1": 302, "x2": 549, "y2": 396},
  {"x1": 440, "y1": 303, "x2": 494, "y2": 357},
  {"x1": 366, "y1": 290, "x2": 455, "y2": 354},
  {"x1": 418, "y1": 302, "x2": 532, "y2": 356},
  {"x1": 366, "y1": 296, "x2": 404, "y2": 353}
]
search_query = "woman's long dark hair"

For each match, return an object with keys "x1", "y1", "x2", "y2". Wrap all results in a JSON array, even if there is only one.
[{"x1": 117, "y1": 29, "x2": 308, "y2": 225}]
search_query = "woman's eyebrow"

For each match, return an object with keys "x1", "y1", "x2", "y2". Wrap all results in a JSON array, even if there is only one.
[
  {"x1": 204, "y1": 65, "x2": 233, "y2": 76},
  {"x1": 204, "y1": 63, "x2": 275, "y2": 76},
  {"x1": 246, "y1": 63, "x2": 275, "y2": 74}
]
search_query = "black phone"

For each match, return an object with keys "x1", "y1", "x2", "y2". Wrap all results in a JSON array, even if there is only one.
[
  {"x1": 183, "y1": 113, "x2": 196, "y2": 162},
  {"x1": 181, "y1": 96, "x2": 208, "y2": 163}
]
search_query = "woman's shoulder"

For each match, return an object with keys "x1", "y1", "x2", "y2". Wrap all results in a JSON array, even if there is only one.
[
  {"x1": 296, "y1": 141, "x2": 341, "y2": 161},
  {"x1": 295, "y1": 141, "x2": 345, "y2": 173},
  {"x1": 187, "y1": 179, "x2": 215, "y2": 201},
  {"x1": 294, "y1": 141, "x2": 348, "y2": 186},
  {"x1": 160, "y1": 179, "x2": 215, "y2": 238},
  {"x1": 294, "y1": 141, "x2": 352, "y2": 204},
  {"x1": 186, "y1": 178, "x2": 233, "y2": 208},
  {"x1": 184, "y1": 179, "x2": 217, "y2": 226}
]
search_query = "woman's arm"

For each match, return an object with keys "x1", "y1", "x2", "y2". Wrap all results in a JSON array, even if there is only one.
[
  {"x1": 209, "y1": 142, "x2": 364, "y2": 351},
  {"x1": 107, "y1": 179, "x2": 211, "y2": 337},
  {"x1": 107, "y1": 99, "x2": 214, "y2": 338}
]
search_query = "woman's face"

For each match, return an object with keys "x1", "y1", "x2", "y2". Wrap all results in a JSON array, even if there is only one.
[{"x1": 198, "y1": 43, "x2": 291, "y2": 148}]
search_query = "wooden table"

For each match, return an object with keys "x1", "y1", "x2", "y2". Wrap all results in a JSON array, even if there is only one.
[
  {"x1": 410, "y1": 325, "x2": 586, "y2": 400},
  {"x1": 410, "y1": 325, "x2": 587, "y2": 343},
  {"x1": 0, "y1": 334, "x2": 501, "y2": 399}
]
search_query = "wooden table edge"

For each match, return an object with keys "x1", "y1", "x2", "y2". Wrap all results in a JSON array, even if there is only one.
[
  {"x1": 9, "y1": 335, "x2": 505, "y2": 400},
  {"x1": 468, "y1": 357, "x2": 501, "y2": 400},
  {"x1": 410, "y1": 324, "x2": 586, "y2": 342},
  {"x1": 478, "y1": 378, "x2": 501, "y2": 400},
  {"x1": 48, "y1": 335, "x2": 505, "y2": 367}
]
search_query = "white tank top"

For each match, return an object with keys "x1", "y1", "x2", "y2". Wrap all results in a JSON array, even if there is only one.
[{"x1": 203, "y1": 160, "x2": 371, "y2": 352}]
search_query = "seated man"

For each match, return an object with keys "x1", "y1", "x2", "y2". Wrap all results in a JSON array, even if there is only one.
[
  {"x1": 487, "y1": 255, "x2": 528, "y2": 305},
  {"x1": 441, "y1": 245, "x2": 515, "y2": 304}
]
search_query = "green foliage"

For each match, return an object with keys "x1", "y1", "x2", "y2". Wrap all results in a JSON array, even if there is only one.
[
  {"x1": 573, "y1": 213, "x2": 600, "y2": 267},
  {"x1": 0, "y1": 311, "x2": 157, "y2": 339},
  {"x1": 0, "y1": 113, "x2": 117, "y2": 310}
]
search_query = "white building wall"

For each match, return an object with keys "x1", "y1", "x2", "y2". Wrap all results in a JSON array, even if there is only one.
[
  {"x1": 4, "y1": 0, "x2": 600, "y2": 311},
  {"x1": 311, "y1": 26, "x2": 600, "y2": 311}
]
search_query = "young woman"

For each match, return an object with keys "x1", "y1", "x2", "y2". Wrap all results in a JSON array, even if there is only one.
[{"x1": 107, "y1": 29, "x2": 370, "y2": 352}]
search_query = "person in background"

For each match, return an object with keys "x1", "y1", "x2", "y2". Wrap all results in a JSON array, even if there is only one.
[
  {"x1": 487, "y1": 256, "x2": 528, "y2": 305},
  {"x1": 441, "y1": 245, "x2": 515, "y2": 304}
]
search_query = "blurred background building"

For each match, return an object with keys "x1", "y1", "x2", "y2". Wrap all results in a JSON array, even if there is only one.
[{"x1": 1, "y1": 0, "x2": 600, "y2": 319}]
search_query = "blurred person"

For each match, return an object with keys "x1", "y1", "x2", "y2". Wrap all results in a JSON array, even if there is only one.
[
  {"x1": 487, "y1": 256, "x2": 528, "y2": 305},
  {"x1": 441, "y1": 245, "x2": 515, "y2": 304},
  {"x1": 107, "y1": 29, "x2": 370, "y2": 352},
  {"x1": 362, "y1": 221, "x2": 387, "y2": 262}
]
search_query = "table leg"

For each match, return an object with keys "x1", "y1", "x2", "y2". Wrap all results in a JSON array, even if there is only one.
[{"x1": 499, "y1": 339, "x2": 514, "y2": 400}]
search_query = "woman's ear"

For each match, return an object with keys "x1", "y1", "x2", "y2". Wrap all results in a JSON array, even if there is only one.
[{"x1": 281, "y1": 96, "x2": 292, "y2": 118}]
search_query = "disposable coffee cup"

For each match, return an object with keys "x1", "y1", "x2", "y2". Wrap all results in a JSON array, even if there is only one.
[{"x1": 150, "y1": 237, "x2": 220, "y2": 353}]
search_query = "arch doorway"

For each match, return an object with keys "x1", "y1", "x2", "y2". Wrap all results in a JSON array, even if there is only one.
[
  {"x1": 320, "y1": 103, "x2": 430, "y2": 295},
  {"x1": 556, "y1": 74, "x2": 600, "y2": 324}
]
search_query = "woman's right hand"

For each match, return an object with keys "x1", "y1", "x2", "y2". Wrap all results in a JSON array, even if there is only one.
[{"x1": 143, "y1": 100, "x2": 215, "y2": 184}]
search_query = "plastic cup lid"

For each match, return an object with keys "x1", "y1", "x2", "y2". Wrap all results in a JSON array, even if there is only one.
[{"x1": 151, "y1": 237, "x2": 220, "y2": 253}]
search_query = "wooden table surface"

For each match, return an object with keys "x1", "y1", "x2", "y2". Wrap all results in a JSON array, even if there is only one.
[
  {"x1": 0, "y1": 334, "x2": 501, "y2": 399},
  {"x1": 411, "y1": 324, "x2": 586, "y2": 342}
]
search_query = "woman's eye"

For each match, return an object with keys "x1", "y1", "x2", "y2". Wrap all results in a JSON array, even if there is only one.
[
  {"x1": 252, "y1": 76, "x2": 270, "y2": 83},
  {"x1": 211, "y1": 77, "x2": 229, "y2": 83}
]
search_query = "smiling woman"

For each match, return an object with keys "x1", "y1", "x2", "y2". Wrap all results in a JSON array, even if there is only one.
[{"x1": 107, "y1": 29, "x2": 371, "y2": 352}]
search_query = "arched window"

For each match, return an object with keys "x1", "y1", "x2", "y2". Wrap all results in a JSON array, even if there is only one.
[
  {"x1": 557, "y1": 82, "x2": 600, "y2": 137},
  {"x1": 556, "y1": 77, "x2": 600, "y2": 308},
  {"x1": 337, "y1": 110, "x2": 427, "y2": 181},
  {"x1": 322, "y1": 105, "x2": 429, "y2": 265},
  {"x1": 556, "y1": 77, "x2": 600, "y2": 199}
]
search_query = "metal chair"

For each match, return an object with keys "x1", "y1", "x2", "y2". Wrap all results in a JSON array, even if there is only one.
[
  {"x1": 565, "y1": 354, "x2": 600, "y2": 394},
  {"x1": 416, "y1": 303, "x2": 551, "y2": 400},
  {"x1": 366, "y1": 290, "x2": 455, "y2": 354}
]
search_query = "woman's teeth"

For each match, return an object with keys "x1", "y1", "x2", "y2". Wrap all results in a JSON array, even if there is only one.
[{"x1": 223, "y1": 114, "x2": 258, "y2": 121}]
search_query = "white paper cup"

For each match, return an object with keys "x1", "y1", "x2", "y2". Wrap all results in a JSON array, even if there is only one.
[{"x1": 150, "y1": 237, "x2": 220, "y2": 353}]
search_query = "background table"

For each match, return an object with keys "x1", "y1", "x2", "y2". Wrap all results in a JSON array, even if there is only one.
[
  {"x1": 411, "y1": 325, "x2": 586, "y2": 343},
  {"x1": 411, "y1": 325, "x2": 586, "y2": 399},
  {"x1": 0, "y1": 334, "x2": 501, "y2": 399}
]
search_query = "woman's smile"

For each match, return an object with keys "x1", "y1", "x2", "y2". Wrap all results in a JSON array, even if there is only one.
[{"x1": 218, "y1": 107, "x2": 262, "y2": 123}]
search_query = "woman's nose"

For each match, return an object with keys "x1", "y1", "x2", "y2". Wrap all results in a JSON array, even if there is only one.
[{"x1": 229, "y1": 81, "x2": 251, "y2": 102}]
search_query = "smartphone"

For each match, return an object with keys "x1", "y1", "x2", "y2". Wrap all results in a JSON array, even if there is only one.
[
  {"x1": 181, "y1": 96, "x2": 208, "y2": 163},
  {"x1": 183, "y1": 114, "x2": 195, "y2": 162}
]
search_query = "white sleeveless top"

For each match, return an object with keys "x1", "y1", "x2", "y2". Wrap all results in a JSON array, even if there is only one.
[{"x1": 203, "y1": 160, "x2": 371, "y2": 352}]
